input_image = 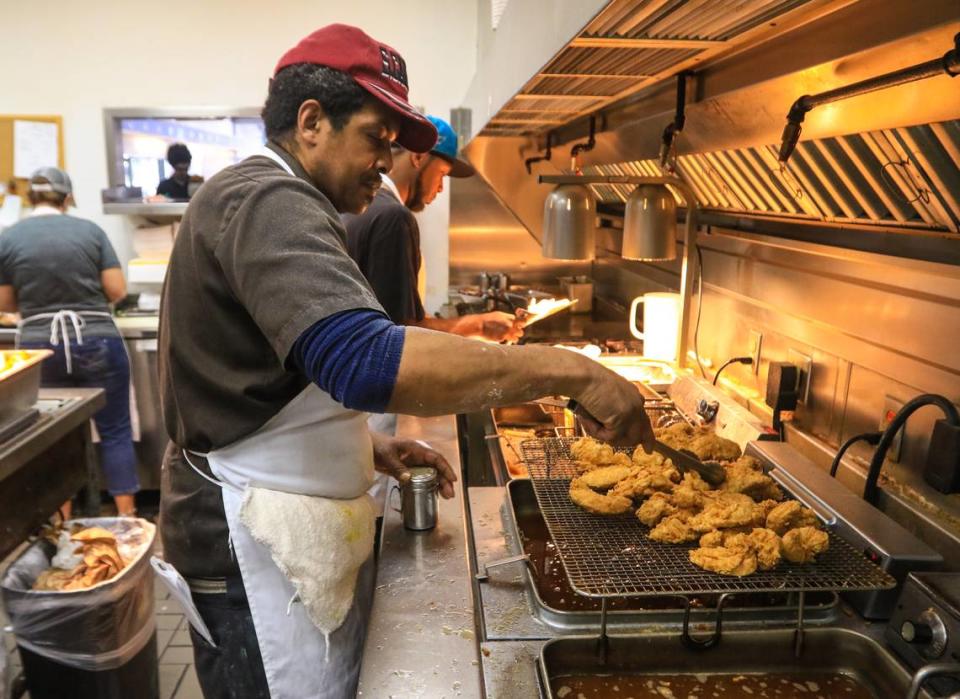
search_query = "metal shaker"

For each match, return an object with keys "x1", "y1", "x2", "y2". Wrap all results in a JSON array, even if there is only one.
[{"x1": 392, "y1": 467, "x2": 439, "y2": 531}]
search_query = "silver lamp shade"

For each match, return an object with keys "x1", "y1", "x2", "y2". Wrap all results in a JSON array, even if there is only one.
[
  {"x1": 542, "y1": 184, "x2": 596, "y2": 260},
  {"x1": 621, "y1": 184, "x2": 677, "y2": 261}
]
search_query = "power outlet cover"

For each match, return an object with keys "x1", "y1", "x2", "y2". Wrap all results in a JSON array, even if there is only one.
[
  {"x1": 748, "y1": 330, "x2": 762, "y2": 375},
  {"x1": 788, "y1": 349, "x2": 813, "y2": 404}
]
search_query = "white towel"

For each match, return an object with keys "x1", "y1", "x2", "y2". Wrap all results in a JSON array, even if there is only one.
[{"x1": 238, "y1": 487, "x2": 375, "y2": 635}]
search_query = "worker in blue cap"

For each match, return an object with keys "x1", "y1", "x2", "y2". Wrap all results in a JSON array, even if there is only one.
[
  {"x1": 342, "y1": 115, "x2": 527, "y2": 532},
  {"x1": 343, "y1": 115, "x2": 525, "y2": 343}
]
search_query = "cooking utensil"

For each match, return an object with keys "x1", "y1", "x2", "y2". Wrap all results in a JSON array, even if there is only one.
[
  {"x1": 519, "y1": 298, "x2": 577, "y2": 326},
  {"x1": 651, "y1": 439, "x2": 727, "y2": 486}
]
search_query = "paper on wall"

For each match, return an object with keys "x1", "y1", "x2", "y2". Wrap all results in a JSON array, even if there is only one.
[
  {"x1": 0, "y1": 195, "x2": 22, "y2": 229},
  {"x1": 13, "y1": 120, "x2": 59, "y2": 179}
]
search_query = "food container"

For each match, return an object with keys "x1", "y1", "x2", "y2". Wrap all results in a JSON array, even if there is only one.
[
  {"x1": 0, "y1": 350, "x2": 52, "y2": 425},
  {"x1": 559, "y1": 276, "x2": 593, "y2": 314},
  {"x1": 393, "y1": 467, "x2": 439, "y2": 531}
]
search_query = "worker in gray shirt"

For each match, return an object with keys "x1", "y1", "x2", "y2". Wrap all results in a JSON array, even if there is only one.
[{"x1": 0, "y1": 168, "x2": 139, "y2": 517}]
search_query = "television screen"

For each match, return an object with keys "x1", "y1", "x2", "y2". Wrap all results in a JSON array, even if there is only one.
[{"x1": 117, "y1": 116, "x2": 265, "y2": 195}]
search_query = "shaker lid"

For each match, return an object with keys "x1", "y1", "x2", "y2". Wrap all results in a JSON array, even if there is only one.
[{"x1": 406, "y1": 466, "x2": 437, "y2": 486}]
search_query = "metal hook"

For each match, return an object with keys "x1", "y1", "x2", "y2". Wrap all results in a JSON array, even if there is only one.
[
  {"x1": 681, "y1": 593, "x2": 734, "y2": 650},
  {"x1": 881, "y1": 159, "x2": 931, "y2": 205}
]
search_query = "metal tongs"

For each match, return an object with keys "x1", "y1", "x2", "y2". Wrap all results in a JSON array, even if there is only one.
[{"x1": 551, "y1": 398, "x2": 727, "y2": 486}]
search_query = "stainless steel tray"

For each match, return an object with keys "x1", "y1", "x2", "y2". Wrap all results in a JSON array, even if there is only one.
[
  {"x1": 521, "y1": 437, "x2": 897, "y2": 599},
  {"x1": 0, "y1": 350, "x2": 52, "y2": 424},
  {"x1": 538, "y1": 628, "x2": 930, "y2": 699}
]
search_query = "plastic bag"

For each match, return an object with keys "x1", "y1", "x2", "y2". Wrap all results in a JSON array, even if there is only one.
[{"x1": 0, "y1": 518, "x2": 156, "y2": 671}]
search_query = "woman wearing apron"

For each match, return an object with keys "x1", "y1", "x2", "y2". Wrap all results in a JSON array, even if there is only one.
[
  {"x1": 158, "y1": 24, "x2": 653, "y2": 699},
  {"x1": 0, "y1": 167, "x2": 139, "y2": 517}
]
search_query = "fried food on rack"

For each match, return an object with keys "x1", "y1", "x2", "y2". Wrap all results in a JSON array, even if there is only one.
[
  {"x1": 698, "y1": 527, "x2": 751, "y2": 548},
  {"x1": 748, "y1": 527, "x2": 783, "y2": 570},
  {"x1": 656, "y1": 421, "x2": 696, "y2": 450},
  {"x1": 570, "y1": 436, "x2": 632, "y2": 472},
  {"x1": 766, "y1": 500, "x2": 819, "y2": 535},
  {"x1": 579, "y1": 465, "x2": 633, "y2": 490},
  {"x1": 781, "y1": 526, "x2": 830, "y2": 563},
  {"x1": 610, "y1": 466, "x2": 674, "y2": 500},
  {"x1": 688, "y1": 492, "x2": 764, "y2": 533},
  {"x1": 721, "y1": 457, "x2": 784, "y2": 502},
  {"x1": 649, "y1": 511, "x2": 698, "y2": 544},
  {"x1": 689, "y1": 544, "x2": 758, "y2": 577},
  {"x1": 636, "y1": 492, "x2": 676, "y2": 527},
  {"x1": 568, "y1": 476, "x2": 634, "y2": 516},
  {"x1": 687, "y1": 432, "x2": 742, "y2": 462},
  {"x1": 670, "y1": 473, "x2": 705, "y2": 511}
]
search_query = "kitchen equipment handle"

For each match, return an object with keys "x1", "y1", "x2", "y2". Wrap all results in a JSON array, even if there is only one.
[
  {"x1": 629, "y1": 297, "x2": 645, "y2": 340},
  {"x1": 905, "y1": 662, "x2": 960, "y2": 699},
  {"x1": 389, "y1": 484, "x2": 402, "y2": 514}
]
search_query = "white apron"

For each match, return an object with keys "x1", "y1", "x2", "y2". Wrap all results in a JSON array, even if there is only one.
[{"x1": 186, "y1": 384, "x2": 377, "y2": 698}]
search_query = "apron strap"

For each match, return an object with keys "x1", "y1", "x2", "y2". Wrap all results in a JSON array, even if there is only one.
[
  {"x1": 17, "y1": 310, "x2": 114, "y2": 374},
  {"x1": 181, "y1": 449, "x2": 225, "y2": 489}
]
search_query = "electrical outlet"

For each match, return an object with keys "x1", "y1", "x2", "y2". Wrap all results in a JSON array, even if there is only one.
[
  {"x1": 748, "y1": 330, "x2": 763, "y2": 374},
  {"x1": 880, "y1": 395, "x2": 906, "y2": 463},
  {"x1": 788, "y1": 349, "x2": 813, "y2": 403}
]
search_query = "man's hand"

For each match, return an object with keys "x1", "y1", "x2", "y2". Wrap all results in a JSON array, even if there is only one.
[
  {"x1": 479, "y1": 311, "x2": 526, "y2": 343},
  {"x1": 370, "y1": 432, "x2": 457, "y2": 499},
  {"x1": 572, "y1": 364, "x2": 655, "y2": 451}
]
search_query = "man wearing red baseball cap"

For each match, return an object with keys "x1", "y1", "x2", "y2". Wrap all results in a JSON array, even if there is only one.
[{"x1": 158, "y1": 23, "x2": 652, "y2": 699}]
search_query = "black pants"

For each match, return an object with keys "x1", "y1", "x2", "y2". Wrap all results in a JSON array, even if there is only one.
[{"x1": 189, "y1": 575, "x2": 270, "y2": 699}]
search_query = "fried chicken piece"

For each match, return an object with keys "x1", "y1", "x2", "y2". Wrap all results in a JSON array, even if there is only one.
[
  {"x1": 698, "y1": 527, "x2": 752, "y2": 548},
  {"x1": 579, "y1": 465, "x2": 633, "y2": 490},
  {"x1": 568, "y1": 477, "x2": 633, "y2": 516},
  {"x1": 758, "y1": 499, "x2": 781, "y2": 518},
  {"x1": 656, "y1": 422, "x2": 697, "y2": 450},
  {"x1": 690, "y1": 545, "x2": 758, "y2": 577},
  {"x1": 636, "y1": 492, "x2": 676, "y2": 527},
  {"x1": 748, "y1": 528, "x2": 782, "y2": 570},
  {"x1": 766, "y1": 501, "x2": 819, "y2": 535},
  {"x1": 610, "y1": 467, "x2": 674, "y2": 500},
  {"x1": 781, "y1": 526, "x2": 829, "y2": 564},
  {"x1": 570, "y1": 437, "x2": 631, "y2": 472},
  {"x1": 721, "y1": 457, "x2": 784, "y2": 502},
  {"x1": 665, "y1": 471, "x2": 712, "y2": 511},
  {"x1": 687, "y1": 432, "x2": 742, "y2": 462},
  {"x1": 631, "y1": 446, "x2": 666, "y2": 469},
  {"x1": 688, "y1": 492, "x2": 763, "y2": 533},
  {"x1": 649, "y1": 512, "x2": 698, "y2": 544}
]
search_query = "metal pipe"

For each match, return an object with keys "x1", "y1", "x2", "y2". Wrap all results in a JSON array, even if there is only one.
[
  {"x1": 660, "y1": 71, "x2": 691, "y2": 170},
  {"x1": 570, "y1": 115, "x2": 597, "y2": 167},
  {"x1": 524, "y1": 132, "x2": 554, "y2": 174},
  {"x1": 538, "y1": 174, "x2": 700, "y2": 369},
  {"x1": 778, "y1": 32, "x2": 960, "y2": 163}
]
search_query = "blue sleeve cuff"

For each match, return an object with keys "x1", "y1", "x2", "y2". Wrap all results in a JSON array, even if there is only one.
[{"x1": 288, "y1": 309, "x2": 405, "y2": 413}]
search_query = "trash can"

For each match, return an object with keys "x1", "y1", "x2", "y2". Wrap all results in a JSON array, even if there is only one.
[{"x1": 0, "y1": 518, "x2": 158, "y2": 699}]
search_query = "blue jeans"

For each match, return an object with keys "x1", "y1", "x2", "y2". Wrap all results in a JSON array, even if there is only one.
[{"x1": 23, "y1": 336, "x2": 140, "y2": 496}]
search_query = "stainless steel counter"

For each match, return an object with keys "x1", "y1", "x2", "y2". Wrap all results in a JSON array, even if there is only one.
[{"x1": 358, "y1": 414, "x2": 483, "y2": 698}]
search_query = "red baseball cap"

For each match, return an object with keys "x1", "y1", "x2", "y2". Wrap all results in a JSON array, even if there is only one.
[{"x1": 275, "y1": 24, "x2": 438, "y2": 154}]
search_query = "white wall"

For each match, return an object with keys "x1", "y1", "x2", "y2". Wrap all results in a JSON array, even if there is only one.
[{"x1": 0, "y1": 0, "x2": 477, "y2": 313}]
